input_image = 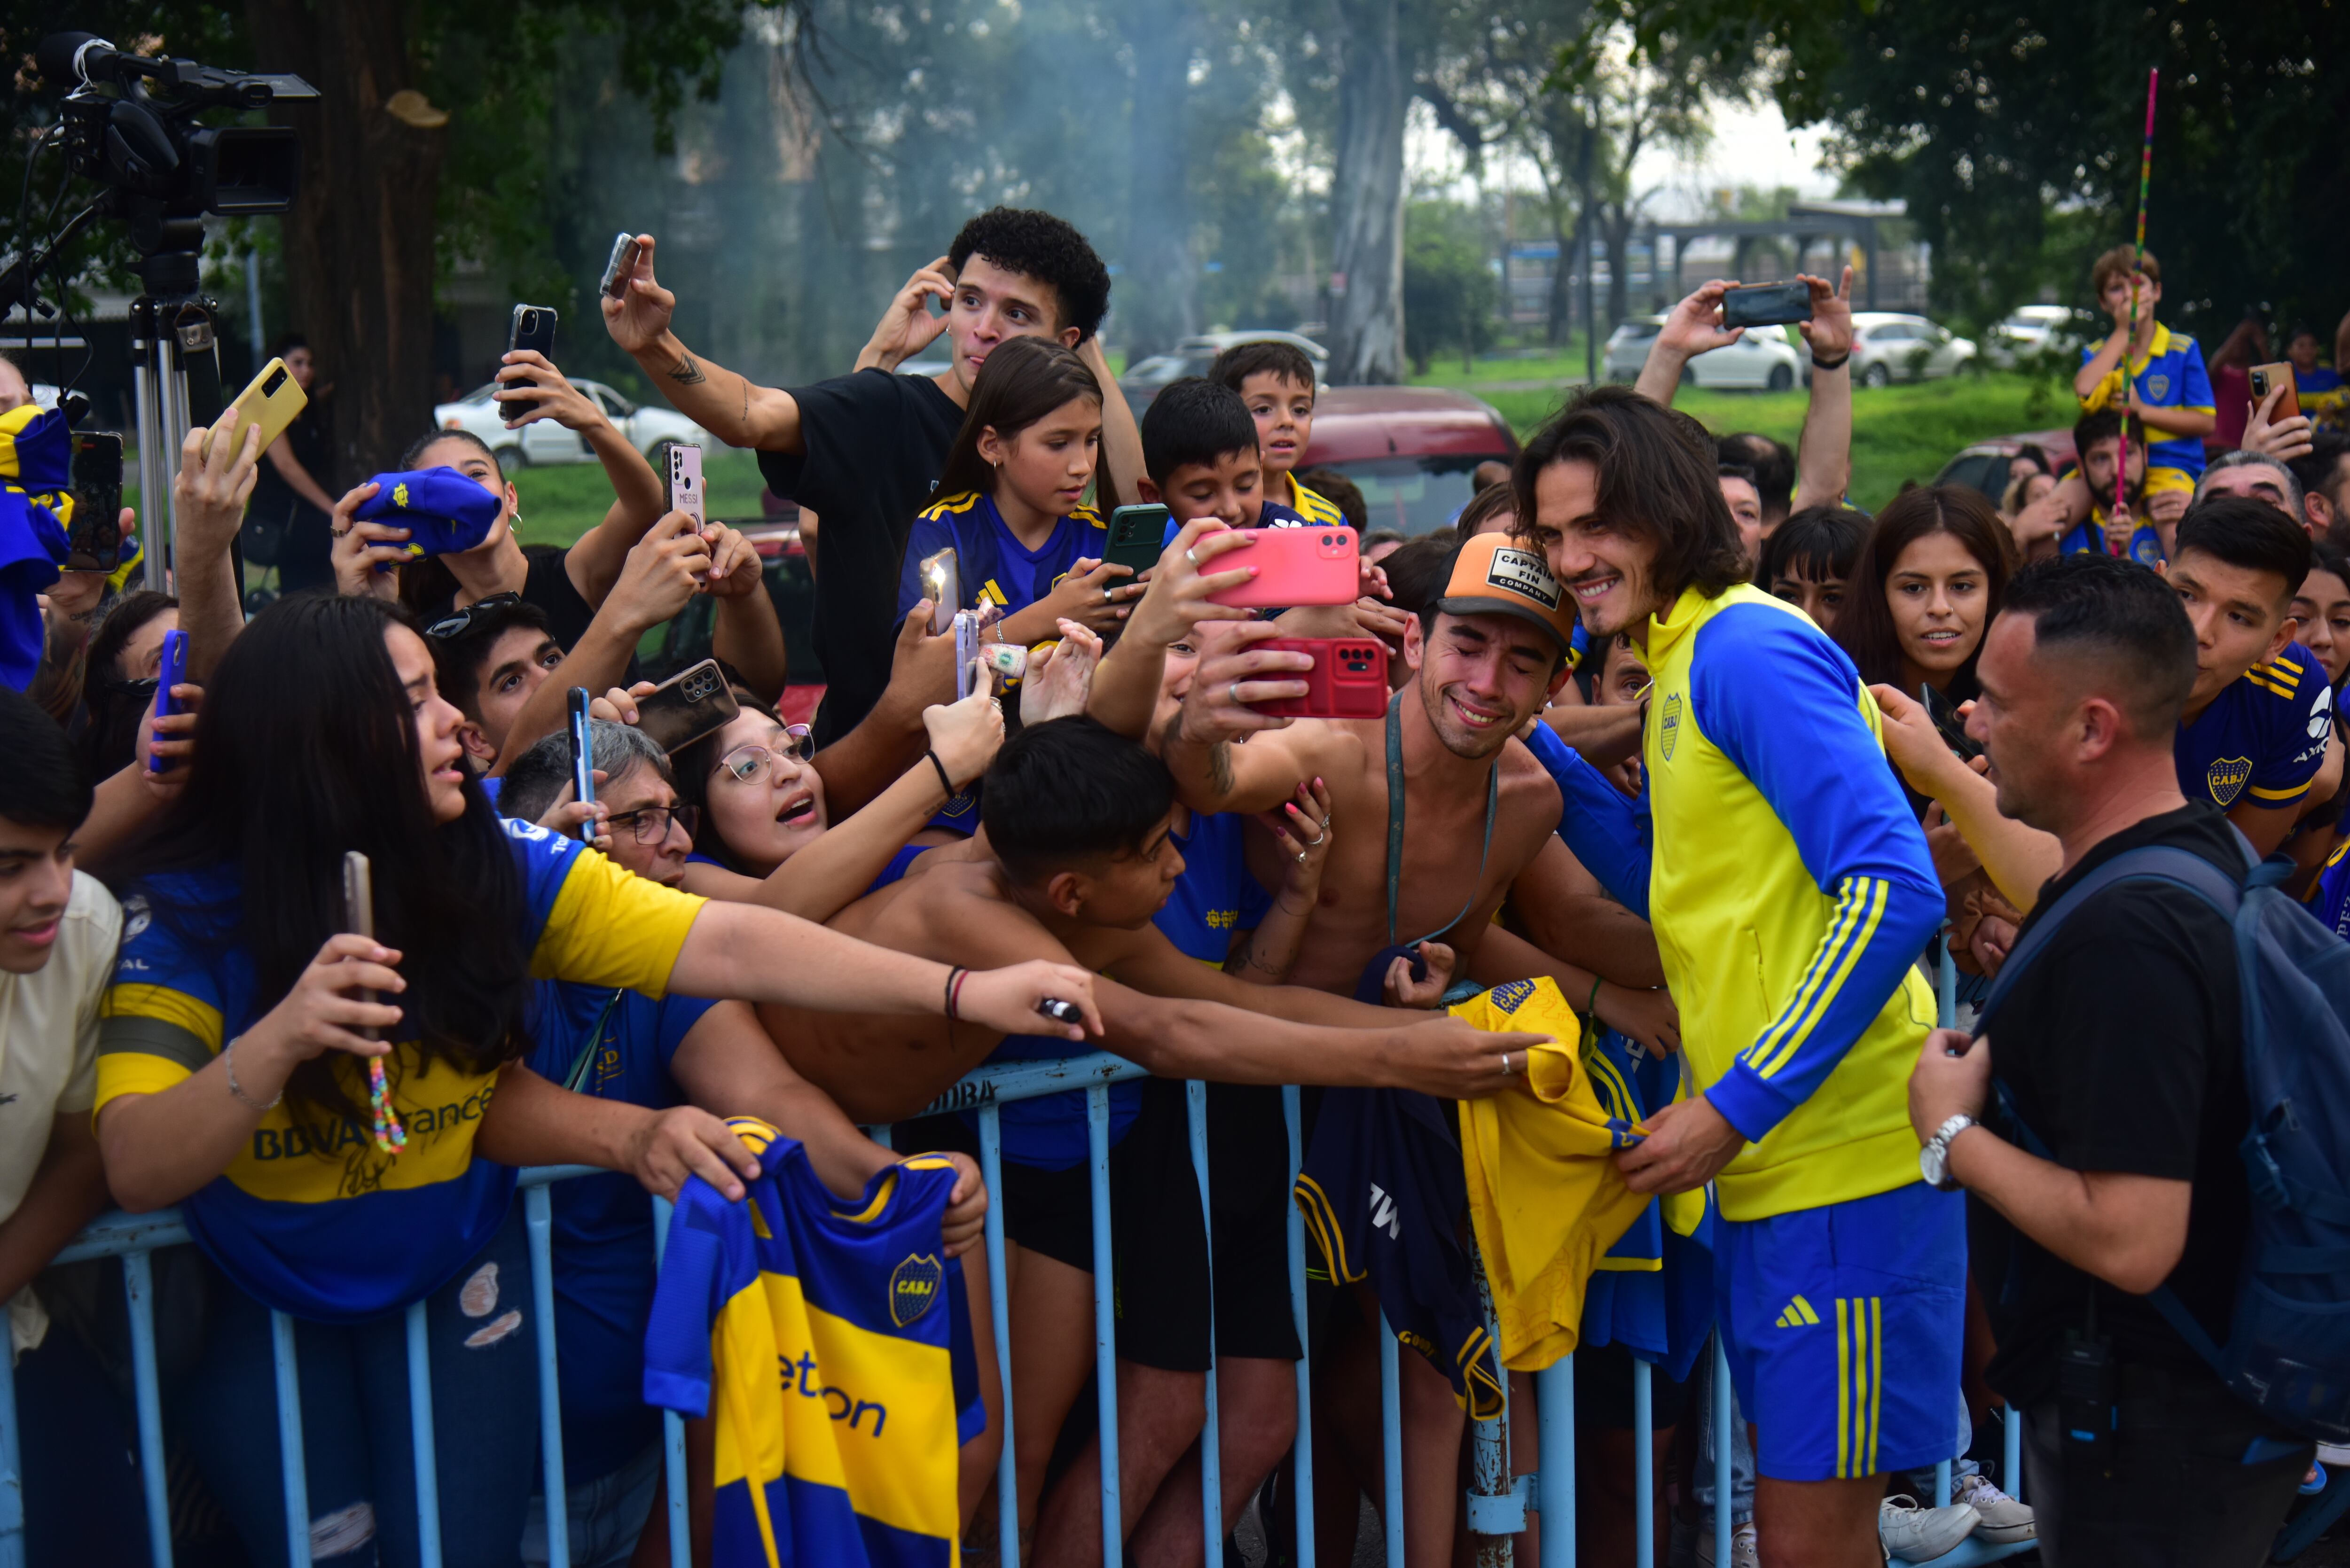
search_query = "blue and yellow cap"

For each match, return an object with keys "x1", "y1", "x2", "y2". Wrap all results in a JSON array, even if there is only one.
[{"x1": 354, "y1": 466, "x2": 502, "y2": 560}]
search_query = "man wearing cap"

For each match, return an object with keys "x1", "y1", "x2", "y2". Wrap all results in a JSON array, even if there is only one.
[
  {"x1": 1164, "y1": 529, "x2": 1590, "y2": 1562},
  {"x1": 1512, "y1": 385, "x2": 1953, "y2": 1568}
]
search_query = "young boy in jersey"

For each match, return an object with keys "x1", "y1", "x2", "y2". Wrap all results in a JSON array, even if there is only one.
[
  {"x1": 1760, "y1": 504, "x2": 1869, "y2": 634},
  {"x1": 2072, "y1": 246, "x2": 2215, "y2": 499},
  {"x1": 1137, "y1": 376, "x2": 1310, "y2": 533},
  {"x1": 1209, "y1": 341, "x2": 1347, "y2": 526},
  {"x1": 2164, "y1": 495, "x2": 2332, "y2": 858}
]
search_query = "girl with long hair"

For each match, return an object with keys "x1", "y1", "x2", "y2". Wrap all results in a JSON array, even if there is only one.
[{"x1": 1832, "y1": 484, "x2": 2018, "y2": 706}]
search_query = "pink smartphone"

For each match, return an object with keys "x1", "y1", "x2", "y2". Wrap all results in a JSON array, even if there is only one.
[
  {"x1": 666, "y1": 443, "x2": 705, "y2": 529},
  {"x1": 1201, "y1": 524, "x2": 1360, "y2": 608}
]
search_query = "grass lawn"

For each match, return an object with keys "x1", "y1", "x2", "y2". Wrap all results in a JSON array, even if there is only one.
[
  {"x1": 1407, "y1": 340, "x2": 1600, "y2": 390},
  {"x1": 509, "y1": 446, "x2": 772, "y2": 551},
  {"x1": 1473, "y1": 371, "x2": 2068, "y2": 512}
]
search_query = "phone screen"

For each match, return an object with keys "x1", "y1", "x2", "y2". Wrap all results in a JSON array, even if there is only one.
[
  {"x1": 1921, "y1": 683, "x2": 1983, "y2": 762},
  {"x1": 69, "y1": 432, "x2": 124, "y2": 569}
]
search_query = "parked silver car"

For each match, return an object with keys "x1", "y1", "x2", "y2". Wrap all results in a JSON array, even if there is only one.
[
  {"x1": 1847, "y1": 313, "x2": 1977, "y2": 387},
  {"x1": 1119, "y1": 330, "x2": 1328, "y2": 407},
  {"x1": 1984, "y1": 304, "x2": 2093, "y2": 369},
  {"x1": 431, "y1": 377, "x2": 712, "y2": 471},
  {"x1": 1603, "y1": 315, "x2": 1805, "y2": 390}
]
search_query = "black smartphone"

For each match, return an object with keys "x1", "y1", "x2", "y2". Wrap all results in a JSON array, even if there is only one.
[
  {"x1": 1921, "y1": 683, "x2": 1983, "y2": 764},
  {"x1": 504, "y1": 304, "x2": 559, "y2": 426},
  {"x1": 1105, "y1": 503, "x2": 1170, "y2": 582},
  {"x1": 566, "y1": 686, "x2": 597, "y2": 842},
  {"x1": 1721, "y1": 281, "x2": 1814, "y2": 330},
  {"x1": 599, "y1": 233, "x2": 642, "y2": 302},
  {"x1": 68, "y1": 431, "x2": 124, "y2": 572},
  {"x1": 634, "y1": 658, "x2": 740, "y2": 754}
]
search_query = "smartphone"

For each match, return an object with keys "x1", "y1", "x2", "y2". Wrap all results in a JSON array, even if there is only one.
[
  {"x1": 504, "y1": 304, "x2": 559, "y2": 426},
  {"x1": 1201, "y1": 525, "x2": 1361, "y2": 609},
  {"x1": 200, "y1": 357, "x2": 306, "y2": 461},
  {"x1": 633, "y1": 658, "x2": 740, "y2": 754},
  {"x1": 2249, "y1": 362, "x2": 2302, "y2": 423},
  {"x1": 566, "y1": 686, "x2": 597, "y2": 842},
  {"x1": 1105, "y1": 503, "x2": 1171, "y2": 582},
  {"x1": 1921, "y1": 683, "x2": 1984, "y2": 764},
  {"x1": 1252, "y1": 638, "x2": 1389, "y2": 719},
  {"x1": 68, "y1": 431, "x2": 124, "y2": 571},
  {"x1": 953, "y1": 611, "x2": 981, "y2": 701},
  {"x1": 920, "y1": 547, "x2": 960, "y2": 634},
  {"x1": 1721, "y1": 281, "x2": 1813, "y2": 330},
  {"x1": 666, "y1": 443, "x2": 706, "y2": 530},
  {"x1": 342, "y1": 850, "x2": 381, "y2": 1042},
  {"x1": 148, "y1": 629, "x2": 188, "y2": 774},
  {"x1": 598, "y1": 233, "x2": 642, "y2": 301}
]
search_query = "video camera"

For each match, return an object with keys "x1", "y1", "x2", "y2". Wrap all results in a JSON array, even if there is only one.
[{"x1": 37, "y1": 33, "x2": 316, "y2": 220}]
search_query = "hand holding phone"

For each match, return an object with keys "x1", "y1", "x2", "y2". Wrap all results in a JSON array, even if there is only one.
[
  {"x1": 1921, "y1": 683, "x2": 1983, "y2": 764},
  {"x1": 920, "y1": 548, "x2": 960, "y2": 634},
  {"x1": 504, "y1": 305, "x2": 559, "y2": 426},
  {"x1": 1201, "y1": 526, "x2": 1361, "y2": 609},
  {"x1": 149, "y1": 630, "x2": 190, "y2": 775},
  {"x1": 599, "y1": 233, "x2": 644, "y2": 301},
  {"x1": 202, "y1": 359, "x2": 306, "y2": 463},
  {"x1": 2249, "y1": 362, "x2": 2303, "y2": 423},
  {"x1": 566, "y1": 687, "x2": 597, "y2": 842},
  {"x1": 69, "y1": 431, "x2": 125, "y2": 571}
]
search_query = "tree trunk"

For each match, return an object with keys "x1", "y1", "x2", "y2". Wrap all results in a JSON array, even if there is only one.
[
  {"x1": 244, "y1": 0, "x2": 447, "y2": 482},
  {"x1": 1119, "y1": 0, "x2": 1199, "y2": 361},
  {"x1": 1603, "y1": 210, "x2": 1632, "y2": 334},
  {"x1": 1327, "y1": 0, "x2": 1405, "y2": 385}
]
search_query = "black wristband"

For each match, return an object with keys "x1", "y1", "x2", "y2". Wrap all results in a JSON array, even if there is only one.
[
  {"x1": 924, "y1": 747, "x2": 956, "y2": 796},
  {"x1": 945, "y1": 966, "x2": 968, "y2": 1022},
  {"x1": 1810, "y1": 350, "x2": 1850, "y2": 371}
]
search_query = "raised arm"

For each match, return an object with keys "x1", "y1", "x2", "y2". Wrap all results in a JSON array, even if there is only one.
[
  {"x1": 704, "y1": 525, "x2": 789, "y2": 703},
  {"x1": 173, "y1": 413, "x2": 263, "y2": 680},
  {"x1": 486, "y1": 351, "x2": 668, "y2": 605},
  {"x1": 807, "y1": 602, "x2": 956, "y2": 819},
  {"x1": 1790, "y1": 267, "x2": 1855, "y2": 512},
  {"x1": 1079, "y1": 335, "x2": 1144, "y2": 508},
  {"x1": 1087, "y1": 520, "x2": 1258, "y2": 739},
  {"x1": 1160, "y1": 621, "x2": 1346, "y2": 814},
  {"x1": 602, "y1": 234, "x2": 807, "y2": 453},
  {"x1": 1871, "y1": 684, "x2": 2062, "y2": 911},
  {"x1": 1634, "y1": 280, "x2": 1745, "y2": 407}
]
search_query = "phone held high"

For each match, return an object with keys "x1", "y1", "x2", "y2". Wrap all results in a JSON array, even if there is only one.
[
  {"x1": 1720, "y1": 281, "x2": 1813, "y2": 330},
  {"x1": 505, "y1": 304, "x2": 558, "y2": 425},
  {"x1": 69, "y1": 431, "x2": 124, "y2": 571},
  {"x1": 667, "y1": 443, "x2": 706, "y2": 531},
  {"x1": 2249, "y1": 362, "x2": 2302, "y2": 423},
  {"x1": 1251, "y1": 638, "x2": 1388, "y2": 719},
  {"x1": 566, "y1": 687, "x2": 597, "y2": 842},
  {"x1": 343, "y1": 851, "x2": 382, "y2": 1040},
  {"x1": 599, "y1": 233, "x2": 643, "y2": 301},
  {"x1": 633, "y1": 659, "x2": 738, "y2": 754},
  {"x1": 919, "y1": 547, "x2": 960, "y2": 634},
  {"x1": 202, "y1": 357, "x2": 306, "y2": 461}
]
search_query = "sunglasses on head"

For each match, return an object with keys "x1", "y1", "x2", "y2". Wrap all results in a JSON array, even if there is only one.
[{"x1": 424, "y1": 592, "x2": 525, "y2": 640}]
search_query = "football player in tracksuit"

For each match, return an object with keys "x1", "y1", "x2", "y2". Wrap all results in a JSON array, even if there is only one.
[{"x1": 1515, "y1": 385, "x2": 1956, "y2": 1568}]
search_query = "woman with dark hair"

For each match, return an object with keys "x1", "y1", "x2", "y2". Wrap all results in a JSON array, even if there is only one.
[
  {"x1": 897, "y1": 335, "x2": 1139, "y2": 646},
  {"x1": 74, "y1": 589, "x2": 179, "y2": 780},
  {"x1": 89, "y1": 593, "x2": 1094, "y2": 1565},
  {"x1": 1832, "y1": 484, "x2": 2017, "y2": 706}
]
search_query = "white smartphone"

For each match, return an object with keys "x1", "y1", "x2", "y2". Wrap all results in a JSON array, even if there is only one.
[
  {"x1": 667, "y1": 443, "x2": 705, "y2": 530},
  {"x1": 954, "y1": 610, "x2": 981, "y2": 701}
]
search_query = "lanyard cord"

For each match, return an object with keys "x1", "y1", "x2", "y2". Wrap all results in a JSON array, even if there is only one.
[{"x1": 1384, "y1": 690, "x2": 1498, "y2": 949}]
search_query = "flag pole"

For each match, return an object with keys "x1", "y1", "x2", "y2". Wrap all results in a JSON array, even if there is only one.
[{"x1": 2115, "y1": 67, "x2": 2159, "y2": 554}]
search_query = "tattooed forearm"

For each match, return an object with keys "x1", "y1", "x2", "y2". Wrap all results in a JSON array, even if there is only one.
[{"x1": 667, "y1": 350, "x2": 706, "y2": 386}]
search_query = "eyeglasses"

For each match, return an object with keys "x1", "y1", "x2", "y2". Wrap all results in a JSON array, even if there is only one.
[
  {"x1": 717, "y1": 727, "x2": 815, "y2": 783},
  {"x1": 424, "y1": 592, "x2": 525, "y2": 640},
  {"x1": 603, "y1": 803, "x2": 699, "y2": 844}
]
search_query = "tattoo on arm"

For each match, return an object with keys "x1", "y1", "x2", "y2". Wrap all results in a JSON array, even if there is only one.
[{"x1": 667, "y1": 351, "x2": 706, "y2": 386}]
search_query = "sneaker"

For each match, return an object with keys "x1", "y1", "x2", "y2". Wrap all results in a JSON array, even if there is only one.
[
  {"x1": 1879, "y1": 1495, "x2": 1980, "y2": 1561},
  {"x1": 2319, "y1": 1440, "x2": 2350, "y2": 1467},
  {"x1": 1955, "y1": 1470, "x2": 2036, "y2": 1544},
  {"x1": 1693, "y1": 1519, "x2": 1760, "y2": 1568}
]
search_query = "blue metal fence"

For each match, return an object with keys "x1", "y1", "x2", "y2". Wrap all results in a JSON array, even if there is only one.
[{"x1": 2, "y1": 1040, "x2": 2036, "y2": 1568}]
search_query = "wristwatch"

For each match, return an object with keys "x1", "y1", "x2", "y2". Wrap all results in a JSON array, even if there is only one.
[{"x1": 1919, "y1": 1113, "x2": 1977, "y2": 1192}]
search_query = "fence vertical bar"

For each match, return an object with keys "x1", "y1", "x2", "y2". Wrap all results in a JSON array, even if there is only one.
[
  {"x1": 1934, "y1": 1458, "x2": 1952, "y2": 1509},
  {"x1": 1937, "y1": 930, "x2": 1957, "y2": 1029},
  {"x1": 1186, "y1": 1080, "x2": 1223, "y2": 1565},
  {"x1": 1379, "y1": 1312, "x2": 1404, "y2": 1568},
  {"x1": 1088, "y1": 1082, "x2": 1121, "y2": 1568},
  {"x1": 123, "y1": 1250, "x2": 174, "y2": 1568},
  {"x1": 652, "y1": 1196, "x2": 688, "y2": 1568},
  {"x1": 1469, "y1": 1253, "x2": 1512, "y2": 1567},
  {"x1": 271, "y1": 1310, "x2": 314, "y2": 1568},
  {"x1": 978, "y1": 1102, "x2": 1020, "y2": 1568},
  {"x1": 1535, "y1": 1360, "x2": 1573, "y2": 1568},
  {"x1": 2003, "y1": 1404, "x2": 2022, "y2": 1503},
  {"x1": 1632, "y1": 1358, "x2": 1653, "y2": 1568},
  {"x1": 405, "y1": 1301, "x2": 444, "y2": 1568},
  {"x1": 1711, "y1": 1337, "x2": 1731, "y2": 1568},
  {"x1": 1283, "y1": 1083, "x2": 1316, "y2": 1568},
  {"x1": 525, "y1": 1184, "x2": 571, "y2": 1568},
  {"x1": 0, "y1": 1307, "x2": 23, "y2": 1568}
]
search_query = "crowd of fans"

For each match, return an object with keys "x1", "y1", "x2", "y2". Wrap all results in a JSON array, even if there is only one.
[{"x1": 0, "y1": 207, "x2": 2342, "y2": 1568}]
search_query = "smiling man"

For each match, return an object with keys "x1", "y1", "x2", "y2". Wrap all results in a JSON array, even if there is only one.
[
  {"x1": 603, "y1": 208, "x2": 1135, "y2": 742},
  {"x1": 1510, "y1": 386, "x2": 1950, "y2": 1568}
]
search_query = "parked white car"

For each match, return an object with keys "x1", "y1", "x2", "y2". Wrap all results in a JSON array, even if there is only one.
[
  {"x1": 431, "y1": 378, "x2": 712, "y2": 471},
  {"x1": 1847, "y1": 313, "x2": 1977, "y2": 387},
  {"x1": 1603, "y1": 315, "x2": 1805, "y2": 390},
  {"x1": 1985, "y1": 304, "x2": 2092, "y2": 369}
]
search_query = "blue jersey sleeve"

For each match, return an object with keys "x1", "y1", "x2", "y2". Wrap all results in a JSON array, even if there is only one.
[
  {"x1": 898, "y1": 509, "x2": 957, "y2": 622},
  {"x1": 2179, "y1": 336, "x2": 2215, "y2": 413},
  {"x1": 1520, "y1": 720, "x2": 1652, "y2": 918},
  {"x1": 641, "y1": 1177, "x2": 738, "y2": 1418},
  {"x1": 2247, "y1": 644, "x2": 2333, "y2": 808},
  {"x1": 1686, "y1": 606, "x2": 1943, "y2": 1142}
]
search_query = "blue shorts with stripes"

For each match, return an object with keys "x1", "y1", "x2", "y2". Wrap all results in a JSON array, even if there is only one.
[{"x1": 1716, "y1": 1179, "x2": 1969, "y2": 1482}]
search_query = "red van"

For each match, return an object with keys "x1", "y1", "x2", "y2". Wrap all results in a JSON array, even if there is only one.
[{"x1": 1300, "y1": 386, "x2": 1519, "y2": 538}]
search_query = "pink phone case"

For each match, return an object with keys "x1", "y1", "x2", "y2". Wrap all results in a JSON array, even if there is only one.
[{"x1": 1201, "y1": 524, "x2": 1361, "y2": 608}]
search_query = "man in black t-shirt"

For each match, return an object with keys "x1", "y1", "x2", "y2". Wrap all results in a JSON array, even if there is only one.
[
  {"x1": 1906, "y1": 553, "x2": 2313, "y2": 1566},
  {"x1": 603, "y1": 208, "x2": 1140, "y2": 743}
]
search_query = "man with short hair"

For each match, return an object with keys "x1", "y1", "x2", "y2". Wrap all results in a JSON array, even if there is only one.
[
  {"x1": 2193, "y1": 450, "x2": 2303, "y2": 524},
  {"x1": 1718, "y1": 462, "x2": 1766, "y2": 567},
  {"x1": 604, "y1": 207, "x2": 1138, "y2": 741},
  {"x1": 2289, "y1": 429, "x2": 2350, "y2": 541},
  {"x1": 2053, "y1": 407, "x2": 2177, "y2": 562},
  {"x1": 426, "y1": 595, "x2": 566, "y2": 777},
  {"x1": 1906, "y1": 553, "x2": 2313, "y2": 1566},
  {"x1": 1516, "y1": 384, "x2": 1951, "y2": 1568}
]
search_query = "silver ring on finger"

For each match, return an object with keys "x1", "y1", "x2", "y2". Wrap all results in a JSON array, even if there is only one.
[
  {"x1": 1228, "y1": 682, "x2": 1243, "y2": 705},
  {"x1": 1103, "y1": 585, "x2": 1114, "y2": 602},
  {"x1": 1294, "y1": 849, "x2": 1307, "y2": 864},
  {"x1": 1186, "y1": 547, "x2": 1202, "y2": 567},
  {"x1": 1502, "y1": 1051, "x2": 1517, "y2": 1076},
  {"x1": 1302, "y1": 828, "x2": 1326, "y2": 848}
]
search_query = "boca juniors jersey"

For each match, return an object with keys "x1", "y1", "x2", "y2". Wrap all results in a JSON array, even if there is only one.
[
  {"x1": 2174, "y1": 643, "x2": 2333, "y2": 813},
  {"x1": 896, "y1": 491, "x2": 1105, "y2": 625},
  {"x1": 644, "y1": 1119, "x2": 982, "y2": 1568}
]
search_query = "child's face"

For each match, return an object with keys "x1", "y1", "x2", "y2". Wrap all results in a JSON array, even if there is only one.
[
  {"x1": 1238, "y1": 371, "x2": 1316, "y2": 477},
  {"x1": 2290, "y1": 333, "x2": 2322, "y2": 373},
  {"x1": 2099, "y1": 268, "x2": 2161, "y2": 324},
  {"x1": 1147, "y1": 449, "x2": 1264, "y2": 529},
  {"x1": 981, "y1": 395, "x2": 1101, "y2": 519}
]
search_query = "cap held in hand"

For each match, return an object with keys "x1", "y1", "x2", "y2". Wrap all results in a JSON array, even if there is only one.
[{"x1": 354, "y1": 467, "x2": 502, "y2": 560}]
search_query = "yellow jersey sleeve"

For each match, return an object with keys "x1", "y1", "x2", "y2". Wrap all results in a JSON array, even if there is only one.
[{"x1": 531, "y1": 846, "x2": 705, "y2": 996}]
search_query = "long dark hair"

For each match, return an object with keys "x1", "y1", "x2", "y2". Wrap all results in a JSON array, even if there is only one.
[
  {"x1": 116, "y1": 595, "x2": 532, "y2": 1126},
  {"x1": 1832, "y1": 484, "x2": 2017, "y2": 695},
  {"x1": 930, "y1": 338, "x2": 1107, "y2": 508}
]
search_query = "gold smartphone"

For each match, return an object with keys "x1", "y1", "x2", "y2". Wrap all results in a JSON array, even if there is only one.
[{"x1": 202, "y1": 356, "x2": 307, "y2": 461}]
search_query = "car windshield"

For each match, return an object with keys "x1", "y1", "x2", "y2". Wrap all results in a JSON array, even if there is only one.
[{"x1": 1321, "y1": 455, "x2": 1504, "y2": 538}]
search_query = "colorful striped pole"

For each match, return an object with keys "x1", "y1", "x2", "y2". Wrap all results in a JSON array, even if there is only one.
[{"x1": 2115, "y1": 67, "x2": 2159, "y2": 552}]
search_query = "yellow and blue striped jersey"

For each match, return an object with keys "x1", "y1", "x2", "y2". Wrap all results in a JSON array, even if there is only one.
[
  {"x1": 2174, "y1": 642, "x2": 2334, "y2": 812},
  {"x1": 94, "y1": 818, "x2": 705, "y2": 1321},
  {"x1": 2077, "y1": 322, "x2": 2215, "y2": 479},
  {"x1": 644, "y1": 1119, "x2": 981, "y2": 1568},
  {"x1": 1286, "y1": 476, "x2": 1348, "y2": 528},
  {"x1": 1528, "y1": 585, "x2": 1942, "y2": 1221}
]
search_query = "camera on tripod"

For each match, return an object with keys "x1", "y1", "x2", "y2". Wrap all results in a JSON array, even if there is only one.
[{"x1": 38, "y1": 32, "x2": 316, "y2": 222}]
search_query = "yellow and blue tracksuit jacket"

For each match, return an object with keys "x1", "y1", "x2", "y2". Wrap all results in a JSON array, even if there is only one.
[
  {"x1": 1524, "y1": 584, "x2": 1942, "y2": 1223},
  {"x1": 2077, "y1": 322, "x2": 2214, "y2": 491},
  {"x1": 1286, "y1": 476, "x2": 1349, "y2": 528}
]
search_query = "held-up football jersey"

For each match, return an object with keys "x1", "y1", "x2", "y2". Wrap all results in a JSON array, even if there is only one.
[
  {"x1": 93, "y1": 819, "x2": 705, "y2": 1322},
  {"x1": 644, "y1": 1119, "x2": 982, "y2": 1568},
  {"x1": 2174, "y1": 643, "x2": 2334, "y2": 813},
  {"x1": 896, "y1": 491, "x2": 1106, "y2": 624}
]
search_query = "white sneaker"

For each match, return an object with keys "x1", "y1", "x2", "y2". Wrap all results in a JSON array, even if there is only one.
[
  {"x1": 1694, "y1": 1519, "x2": 1760, "y2": 1568},
  {"x1": 1955, "y1": 1471, "x2": 2035, "y2": 1543},
  {"x1": 2319, "y1": 1440, "x2": 2350, "y2": 1467},
  {"x1": 1879, "y1": 1494, "x2": 1980, "y2": 1561}
]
